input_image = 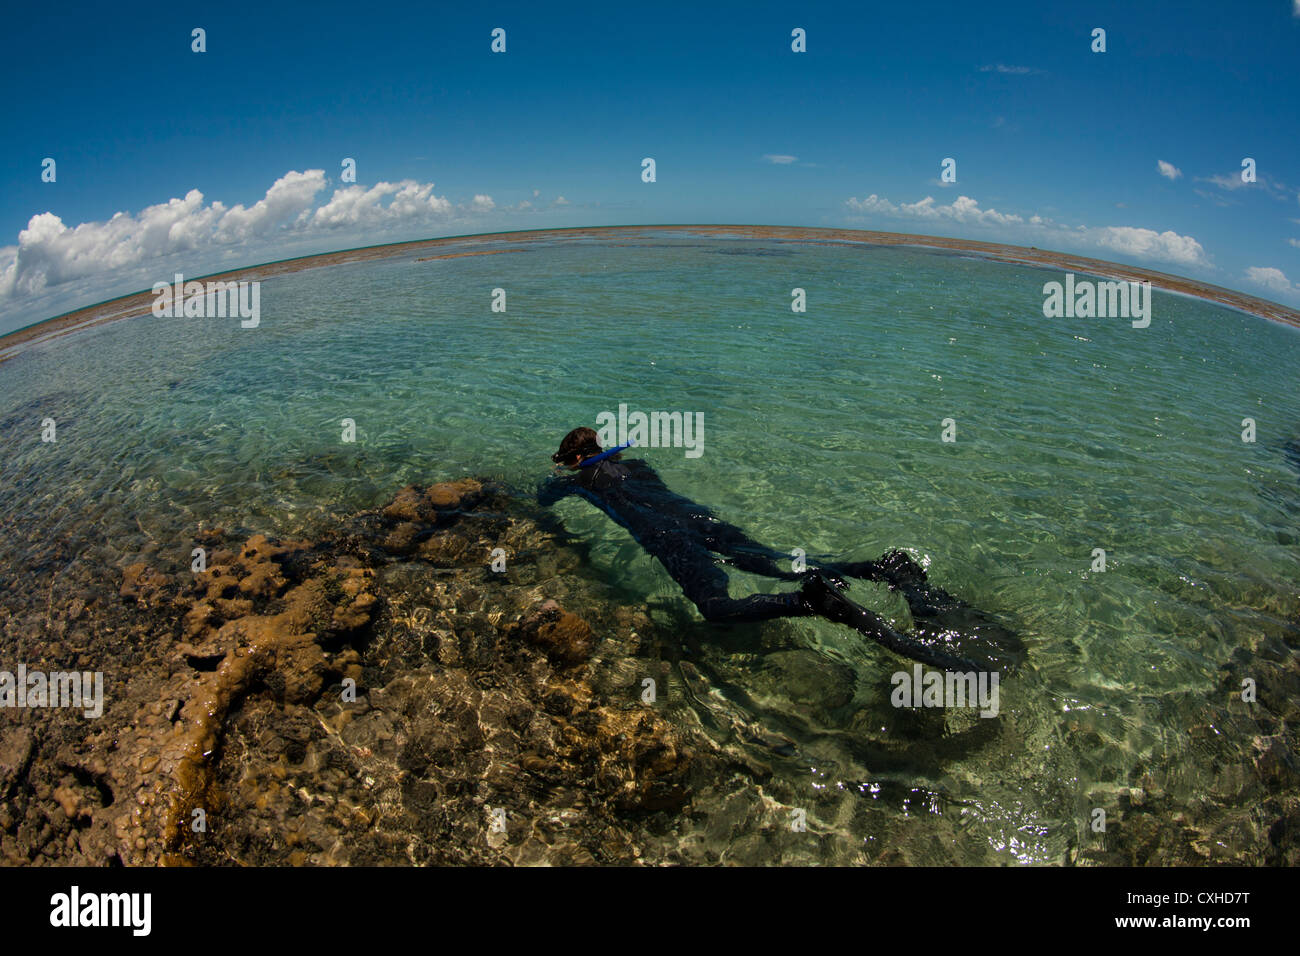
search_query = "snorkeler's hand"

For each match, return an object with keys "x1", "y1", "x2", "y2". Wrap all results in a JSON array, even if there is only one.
[{"x1": 536, "y1": 475, "x2": 572, "y2": 507}]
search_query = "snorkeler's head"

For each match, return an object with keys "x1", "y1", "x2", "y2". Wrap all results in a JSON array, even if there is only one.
[{"x1": 551, "y1": 427, "x2": 602, "y2": 469}]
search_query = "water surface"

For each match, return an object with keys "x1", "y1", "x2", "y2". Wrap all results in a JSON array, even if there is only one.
[{"x1": 3, "y1": 231, "x2": 1298, "y2": 864}]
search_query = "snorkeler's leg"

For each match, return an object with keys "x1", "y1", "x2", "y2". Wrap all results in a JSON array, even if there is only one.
[
  {"x1": 707, "y1": 526, "x2": 862, "y2": 592},
  {"x1": 699, "y1": 527, "x2": 974, "y2": 637},
  {"x1": 653, "y1": 539, "x2": 813, "y2": 622},
  {"x1": 708, "y1": 528, "x2": 1016, "y2": 648},
  {"x1": 658, "y1": 540, "x2": 1005, "y2": 669},
  {"x1": 704, "y1": 524, "x2": 804, "y2": 581}
]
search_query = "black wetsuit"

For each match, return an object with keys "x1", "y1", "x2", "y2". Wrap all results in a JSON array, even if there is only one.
[
  {"x1": 538, "y1": 456, "x2": 879, "y2": 622},
  {"x1": 539, "y1": 456, "x2": 1027, "y2": 673}
]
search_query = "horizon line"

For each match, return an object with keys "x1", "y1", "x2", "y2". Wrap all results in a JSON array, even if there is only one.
[{"x1": 3, "y1": 224, "x2": 1298, "y2": 356}]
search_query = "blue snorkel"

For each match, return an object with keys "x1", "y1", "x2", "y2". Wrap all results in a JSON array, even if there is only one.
[{"x1": 578, "y1": 440, "x2": 635, "y2": 467}]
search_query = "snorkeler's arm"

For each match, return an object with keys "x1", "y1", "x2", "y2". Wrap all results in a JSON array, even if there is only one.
[{"x1": 536, "y1": 475, "x2": 575, "y2": 508}]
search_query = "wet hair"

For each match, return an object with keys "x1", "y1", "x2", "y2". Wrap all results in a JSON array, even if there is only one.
[{"x1": 551, "y1": 427, "x2": 606, "y2": 466}]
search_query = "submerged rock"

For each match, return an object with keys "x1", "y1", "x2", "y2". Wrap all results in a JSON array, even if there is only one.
[
  {"x1": 0, "y1": 476, "x2": 724, "y2": 866},
  {"x1": 5, "y1": 472, "x2": 1300, "y2": 867},
  {"x1": 381, "y1": 479, "x2": 484, "y2": 524},
  {"x1": 512, "y1": 600, "x2": 595, "y2": 665}
]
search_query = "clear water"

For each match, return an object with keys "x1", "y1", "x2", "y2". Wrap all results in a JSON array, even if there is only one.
[{"x1": 2, "y1": 231, "x2": 1298, "y2": 864}]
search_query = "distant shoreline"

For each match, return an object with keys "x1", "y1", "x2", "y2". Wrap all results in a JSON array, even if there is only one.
[{"x1": 3, "y1": 224, "x2": 1298, "y2": 365}]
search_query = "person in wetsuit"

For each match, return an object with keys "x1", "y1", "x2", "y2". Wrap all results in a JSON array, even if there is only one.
[{"x1": 538, "y1": 427, "x2": 1023, "y2": 673}]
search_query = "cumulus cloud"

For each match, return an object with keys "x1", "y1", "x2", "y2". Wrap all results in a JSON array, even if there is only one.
[
  {"x1": 3, "y1": 190, "x2": 228, "y2": 299},
  {"x1": 1086, "y1": 226, "x2": 1207, "y2": 266},
  {"x1": 214, "y1": 170, "x2": 324, "y2": 241},
  {"x1": 1245, "y1": 266, "x2": 1296, "y2": 293},
  {"x1": 0, "y1": 170, "x2": 551, "y2": 322},
  {"x1": 844, "y1": 192, "x2": 1210, "y2": 267},
  {"x1": 1157, "y1": 160, "x2": 1182, "y2": 180},
  {"x1": 763, "y1": 154, "x2": 799, "y2": 165},
  {"x1": 310, "y1": 180, "x2": 453, "y2": 229},
  {"x1": 847, "y1": 194, "x2": 1025, "y2": 227}
]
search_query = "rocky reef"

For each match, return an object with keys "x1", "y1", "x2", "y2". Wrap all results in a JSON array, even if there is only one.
[
  {"x1": 1, "y1": 477, "x2": 1298, "y2": 866},
  {"x1": 0, "y1": 479, "x2": 760, "y2": 865}
]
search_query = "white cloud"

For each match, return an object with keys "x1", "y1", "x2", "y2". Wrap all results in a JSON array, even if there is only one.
[
  {"x1": 1197, "y1": 170, "x2": 1293, "y2": 202},
  {"x1": 310, "y1": 180, "x2": 454, "y2": 229},
  {"x1": 5, "y1": 190, "x2": 228, "y2": 298},
  {"x1": 1, "y1": 176, "x2": 328, "y2": 301},
  {"x1": 0, "y1": 246, "x2": 16, "y2": 303},
  {"x1": 1288, "y1": 238, "x2": 1300, "y2": 249},
  {"x1": 553, "y1": 196, "x2": 570, "y2": 206},
  {"x1": 845, "y1": 194, "x2": 891, "y2": 214},
  {"x1": 214, "y1": 169, "x2": 324, "y2": 242},
  {"x1": 763, "y1": 154, "x2": 799, "y2": 165},
  {"x1": 1157, "y1": 160, "x2": 1182, "y2": 181},
  {"x1": 1086, "y1": 226, "x2": 1207, "y2": 267},
  {"x1": 1245, "y1": 266, "x2": 1296, "y2": 293},
  {"x1": 844, "y1": 193, "x2": 1210, "y2": 267},
  {"x1": 845, "y1": 193, "x2": 1024, "y2": 227},
  {"x1": 1200, "y1": 172, "x2": 1249, "y2": 191},
  {"x1": 0, "y1": 169, "x2": 558, "y2": 327}
]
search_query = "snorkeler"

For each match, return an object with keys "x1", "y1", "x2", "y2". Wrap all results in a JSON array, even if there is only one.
[{"x1": 538, "y1": 427, "x2": 1023, "y2": 673}]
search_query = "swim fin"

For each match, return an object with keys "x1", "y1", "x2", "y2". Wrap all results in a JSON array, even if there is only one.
[
  {"x1": 825, "y1": 549, "x2": 958, "y2": 614},
  {"x1": 799, "y1": 571, "x2": 982, "y2": 672},
  {"x1": 856, "y1": 551, "x2": 1027, "y2": 673}
]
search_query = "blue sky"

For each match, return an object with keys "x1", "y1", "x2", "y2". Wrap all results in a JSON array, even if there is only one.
[{"x1": 2, "y1": 0, "x2": 1299, "y2": 332}]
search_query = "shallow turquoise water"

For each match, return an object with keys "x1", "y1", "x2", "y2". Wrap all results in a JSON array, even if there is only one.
[{"x1": 2, "y1": 231, "x2": 1299, "y2": 863}]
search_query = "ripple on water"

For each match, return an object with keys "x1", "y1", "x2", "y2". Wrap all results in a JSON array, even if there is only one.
[{"x1": 1, "y1": 235, "x2": 1298, "y2": 864}]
